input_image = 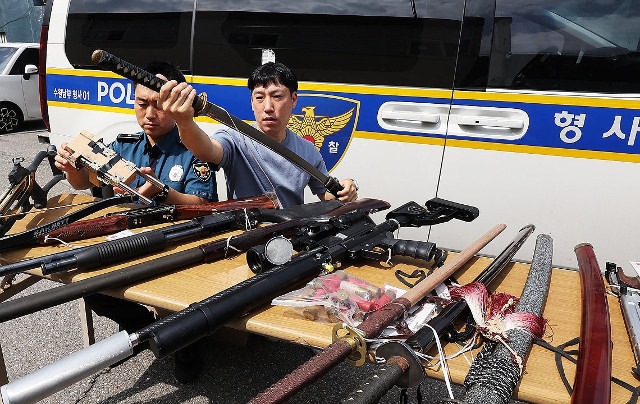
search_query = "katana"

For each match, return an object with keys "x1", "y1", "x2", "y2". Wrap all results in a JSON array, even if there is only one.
[
  {"x1": 248, "y1": 222, "x2": 506, "y2": 404},
  {"x1": 91, "y1": 49, "x2": 344, "y2": 197},
  {"x1": 340, "y1": 224, "x2": 536, "y2": 404}
]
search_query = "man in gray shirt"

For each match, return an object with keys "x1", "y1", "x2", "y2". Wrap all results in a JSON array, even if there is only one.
[{"x1": 158, "y1": 62, "x2": 358, "y2": 207}]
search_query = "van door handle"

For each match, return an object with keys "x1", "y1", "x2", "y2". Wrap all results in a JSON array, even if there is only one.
[
  {"x1": 379, "y1": 110, "x2": 440, "y2": 124},
  {"x1": 377, "y1": 102, "x2": 450, "y2": 135},
  {"x1": 457, "y1": 115, "x2": 524, "y2": 129}
]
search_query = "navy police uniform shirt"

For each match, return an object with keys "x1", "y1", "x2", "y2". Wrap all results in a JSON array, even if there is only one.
[{"x1": 109, "y1": 126, "x2": 218, "y2": 202}]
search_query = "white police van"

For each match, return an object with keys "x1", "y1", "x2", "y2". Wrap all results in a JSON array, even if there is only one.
[{"x1": 40, "y1": 0, "x2": 640, "y2": 271}]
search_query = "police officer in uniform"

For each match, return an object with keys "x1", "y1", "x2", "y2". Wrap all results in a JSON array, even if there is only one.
[
  {"x1": 55, "y1": 61, "x2": 217, "y2": 204},
  {"x1": 55, "y1": 62, "x2": 217, "y2": 383}
]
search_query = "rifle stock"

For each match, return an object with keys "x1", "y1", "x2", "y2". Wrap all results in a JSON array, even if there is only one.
[{"x1": 38, "y1": 193, "x2": 279, "y2": 245}]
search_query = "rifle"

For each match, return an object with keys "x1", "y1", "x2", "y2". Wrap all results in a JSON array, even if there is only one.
[
  {"x1": 0, "y1": 198, "x2": 475, "y2": 404},
  {"x1": 0, "y1": 198, "x2": 391, "y2": 323},
  {"x1": 605, "y1": 262, "x2": 640, "y2": 378},
  {"x1": 340, "y1": 224, "x2": 535, "y2": 404},
  {"x1": 64, "y1": 130, "x2": 168, "y2": 204},
  {"x1": 0, "y1": 145, "x2": 64, "y2": 236},
  {"x1": 0, "y1": 199, "x2": 344, "y2": 278},
  {"x1": 91, "y1": 49, "x2": 344, "y2": 197},
  {"x1": 572, "y1": 244, "x2": 612, "y2": 404},
  {"x1": 37, "y1": 193, "x2": 278, "y2": 245}
]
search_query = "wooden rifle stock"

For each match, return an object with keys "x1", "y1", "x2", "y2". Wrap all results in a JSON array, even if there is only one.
[
  {"x1": 38, "y1": 194, "x2": 279, "y2": 245},
  {"x1": 573, "y1": 243, "x2": 612, "y2": 404}
]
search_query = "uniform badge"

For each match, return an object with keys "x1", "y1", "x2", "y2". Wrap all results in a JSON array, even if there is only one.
[
  {"x1": 193, "y1": 161, "x2": 212, "y2": 181},
  {"x1": 169, "y1": 165, "x2": 184, "y2": 182}
]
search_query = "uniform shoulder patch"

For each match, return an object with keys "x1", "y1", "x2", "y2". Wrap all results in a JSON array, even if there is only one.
[
  {"x1": 193, "y1": 160, "x2": 212, "y2": 182},
  {"x1": 116, "y1": 133, "x2": 144, "y2": 142}
]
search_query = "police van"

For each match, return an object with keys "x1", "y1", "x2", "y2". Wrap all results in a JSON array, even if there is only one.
[{"x1": 40, "y1": 0, "x2": 640, "y2": 271}]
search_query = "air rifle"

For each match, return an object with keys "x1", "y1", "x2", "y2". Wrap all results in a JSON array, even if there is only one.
[
  {"x1": 37, "y1": 193, "x2": 278, "y2": 245},
  {"x1": 0, "y1": 194, "x2": 136, "y2": 254},
  {"x1": 0, "y1": 197, "x2": 474, "y2": 404},
  {"x1": 0, "y1": 200, "x2": 396, "y2": 404},
  {"x1": 605, "y1": 262, "x2": 640, "y2": 378},
  {"x1": 340, "y1": 224, "x2": 535, "y2": 404},
  {"x1": 0, "y1": 198, "x2": 391, "y2": 323},
  {"x1": 0, "y1": 145, "x2": 64, "y2": 236},
  {"x1": 0, "y1": 199, "x2": 341, "y2": 277}
]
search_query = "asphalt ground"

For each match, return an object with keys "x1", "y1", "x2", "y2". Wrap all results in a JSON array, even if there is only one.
[{"x1": 0, "y1": 122, "x2": 525, "y2": 404}]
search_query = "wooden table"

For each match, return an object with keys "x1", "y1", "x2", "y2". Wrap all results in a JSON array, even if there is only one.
[{"x1": 0, "y1": 193, "x2": 637, "y2": 403}]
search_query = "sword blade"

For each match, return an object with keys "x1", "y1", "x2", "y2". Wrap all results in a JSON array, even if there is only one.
[{"x1": 91, "y1": 49, "x2": 343, "y2": 196}]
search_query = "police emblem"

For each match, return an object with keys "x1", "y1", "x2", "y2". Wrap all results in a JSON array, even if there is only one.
[
  {"x1": 288, "y1": 94, "x2": 359, "y2": 172},
  {"x1": 193, "y1": 161, "x2": 212, "y2": 181},
  {"x1": 169, "y1": 165, "x2": 184, "y2": 182}
]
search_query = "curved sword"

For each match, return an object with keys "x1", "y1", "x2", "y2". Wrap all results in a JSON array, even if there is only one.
[{"x1": 91, "y1": 49, "x2": 343, "y2": 197}]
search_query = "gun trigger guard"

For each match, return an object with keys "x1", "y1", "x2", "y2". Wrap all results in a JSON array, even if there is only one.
[{"x1": 332, "y1": 324, "x2": 367, "y2": 366}]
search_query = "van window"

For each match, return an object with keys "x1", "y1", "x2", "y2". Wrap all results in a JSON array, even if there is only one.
[
  {"x1": 488, "y1": 0, "x2": 640, "y2": 93},
  {"x1": 193, "y1": 0, "x2": 465, "y2": 88},
  {"x1": 65, "y1": 0, "x2": 193, "y2": 71}
]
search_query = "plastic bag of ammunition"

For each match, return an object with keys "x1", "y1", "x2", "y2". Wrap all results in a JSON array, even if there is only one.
[{"x1": 272, "y1": 270, "x2": 396, "y2": 327}]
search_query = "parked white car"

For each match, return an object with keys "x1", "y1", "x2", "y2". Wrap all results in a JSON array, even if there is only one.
[{"x1": 0, "y1": 43, "x2": 42, "y2": 133}]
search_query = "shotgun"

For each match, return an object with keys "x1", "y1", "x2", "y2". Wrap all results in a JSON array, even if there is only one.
[
  {"x1": 0, "y1": 199, "x2": 342, "y2": 277},
  {"x1": 0, "y1": 199, "x2": 391, "y2": 322},
  {"x1": 0, "y1": 197, "x2": 474, "y2": 404}
]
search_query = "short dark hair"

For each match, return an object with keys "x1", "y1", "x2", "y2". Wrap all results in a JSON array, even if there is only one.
[
  {"x1": 135, "y1": 61, "x2": 186, "y2": 88},
  {"x1": 248, "y1": 62, "x2": 298, "y2": 95}
]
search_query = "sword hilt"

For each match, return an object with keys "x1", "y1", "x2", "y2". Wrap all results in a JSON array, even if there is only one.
[{"x1": 91, "y1": 49, "x2": 207, "y2": 114}]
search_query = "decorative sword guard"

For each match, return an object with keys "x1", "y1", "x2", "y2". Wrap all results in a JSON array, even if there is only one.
[
  {"x1": 91, "y1": 49, "x2": 344, "y2": 197},
  {"x1": 64, "y1": 130, "x2": 168, "y2": 205}
]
